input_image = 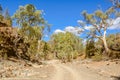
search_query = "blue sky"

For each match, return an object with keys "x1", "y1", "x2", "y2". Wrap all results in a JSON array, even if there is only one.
[{"x1": 0, "y1": 0, "x2": 119, "y2": 40}]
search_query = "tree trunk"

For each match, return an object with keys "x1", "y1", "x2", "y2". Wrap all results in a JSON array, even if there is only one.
[
  {"x1": 102, "y1": 31, "x2": 109, "y2": 54},
  {"x1": 37, "y1": 40, "x2": 40, "y2": 51}
]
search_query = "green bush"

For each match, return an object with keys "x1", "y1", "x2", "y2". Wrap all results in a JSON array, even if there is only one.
[
  {"x1": 92, "y1": 54, "x2": 102, "y2": 61},
  {"x1": 85, "y1": 39, "x2": 96, "y2": 58},
  {"x1": 51, "y1": 32, "x2": 84, "y2": 62},
  {"x1": 106, "y1": 33, "x2": 120, "y2": 59}
]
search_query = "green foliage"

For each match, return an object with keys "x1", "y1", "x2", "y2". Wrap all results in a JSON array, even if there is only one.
[
  {"x1": 0, "y1": 5, "x2": 12, "y2": 27},
  {"x1": 0, "y1": 4, "x2": 2, "y2": 15},
  {"x1": 106, "y1": 33, "x2": 120, "y2": 59},
  {"x1": 3, "y1": 53, "x2": 8, "y2": 60},
  {"x1": 107, "y1": 33, "x2": 120, "y2": 51},
  {"x1": 86, "y1": 40, "x2": 103, "y2": 61},
  {"x1": 92, "y1": 53, "x2": 102, "y2": 61},
  {"x1": 85, "y1": 39, "x2": 96, "y2": 58},
  {"x1": 12, "y1": 4, "x2": 49, "y2": 61},
  {"x1": 51, "y1": 32, "x2": 84, "y2": 62},
  {"x1": 95, "y1": 33, "x2": 120, "y2": 59},
  {"x1": 3, "y1": 8, "x2": 12, "y2": 26},
  {"x1": 34, "y1": 40, "x2": 53, "y2": 60},
  {"x1": 80, "y1": 5, "x2": 118, "y2": 55},
  {"x1": 12, "y1": 4, "x2": 46, "y2": 39}
]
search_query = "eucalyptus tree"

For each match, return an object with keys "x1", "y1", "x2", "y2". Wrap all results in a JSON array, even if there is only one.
[
  {"x1": 13, "y1": 4, "x2": 47, "y2": 40},
  {"x1": 12, "y1": 4, "x2": 49, "y2": 59},
  {"x1": 0, "y1": 5, "x2": 12, "y2": 27},
  {"x1": 0, "y1": 4, "x2": 3, "y2": 23},
  {"x1": 0, "y1": 4, "x2": 2, "y2": 15},
  {"x1": 78, "y1": 7, "x2": 116, "y2": 54},
  {"x1": 3, "y1": 8, "x2": 12, "y2": 26},
  {"x1": 110, "y1": 0, "x2": 120, "y2": 8}
]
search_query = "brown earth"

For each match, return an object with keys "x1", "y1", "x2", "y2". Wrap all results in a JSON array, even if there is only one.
[{"x1": 0, "y1": 59, "x2": 120, "y2": 80}]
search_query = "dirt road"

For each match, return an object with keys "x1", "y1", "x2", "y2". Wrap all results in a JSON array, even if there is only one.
[
  {"x1": 1, "y1": 60, "x2": 120, "y2": 80},
  {"x1": 46, "y1": 60, "x2": 113, "y2": 80},
  {"x1": 51, "y1": 62, "x2": 81, "y2": 80}
]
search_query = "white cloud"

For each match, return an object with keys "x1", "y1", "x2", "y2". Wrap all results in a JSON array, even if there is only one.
[
  {"x1": 54, "y1": 26, "x2": 83, "y2": 36},
  {"x1": 109, "y1": 17, "x2": 120, "y2": 30},
  {"x1": 65, "y1": 26, "x2": 83, "y2": 36},
  {"x1": 77, "y1": 20, "x2": 84, "y2": 24},
  {"x1": 113, "y1": 17, "x2": 120, "y2": 25},
  {"x1": 106, "y1": 19, "x2": 114, "y2": 25},
  {"x1": 54, "y1": 29, "x2": 65, "y2": 34},
  {"x1": 77, "y1": 20, "x2": 96, "y2": 31},
  {"x1": 84, "y1": 25, "x2": 95, "y2": 30},
  {"x1": 109, "y1": 24, "x2": 120, "y2": 30},
  {"x1": 77, "y1": 20, "x2": 86, "y2": 27},
  {"x1": 78, "y1": 18, "x2": 120, "y2": 30}
]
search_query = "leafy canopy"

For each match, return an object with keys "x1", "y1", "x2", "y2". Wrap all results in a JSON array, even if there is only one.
[{"x1": 12, "y1": 4, "x2": 48, "y2": 40}]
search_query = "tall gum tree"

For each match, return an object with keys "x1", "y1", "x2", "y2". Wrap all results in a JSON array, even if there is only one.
[
  {"x1": 78, "y1": 7, "x2": 116, "y2": 54},
  {"x1": 12, "y1": 4, "x2": 48, "y2": 39},
  {"x1": 12, "y1": 4, "x2": 50, "y2": 56}
]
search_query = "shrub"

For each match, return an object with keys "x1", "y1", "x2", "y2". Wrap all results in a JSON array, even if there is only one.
[
  {"x1": 0, "y1": 27, "x2": 29, "y2": 60},
  {"x1": 106, "y1": 33, "x2": 120, "y2": 59},
  {"x1": 85, "y1": 39, "x2": 96, "y2": 58},
  {"x1": 51, "y1": 32, "x2": 84, "y2": 62},
  {"x1": 92, "y1": 54, "x2": 102, "y2": 61}
]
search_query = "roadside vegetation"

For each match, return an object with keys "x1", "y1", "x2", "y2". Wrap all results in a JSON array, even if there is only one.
[{"x1": 0, "y1": 0, "x2": 120, "y2": 63}]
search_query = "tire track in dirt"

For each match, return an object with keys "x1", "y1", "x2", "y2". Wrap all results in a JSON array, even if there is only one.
[{"x1": 51, "y1": 63, "x2": 82, "y2": 80}]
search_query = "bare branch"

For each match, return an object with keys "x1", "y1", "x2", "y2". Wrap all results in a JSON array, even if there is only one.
[
  {"x1": 93, "y1": 24, "x2": 103, "y2": 36},
  {"x1": 94, "y1": 35, "x2": 103, "y2": 40}
]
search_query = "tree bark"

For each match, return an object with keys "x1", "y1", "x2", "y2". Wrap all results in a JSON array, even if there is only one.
[
  {"x1": 102, "y1": 31, "x2": 109, "y2": 54},
  {"x1": 37, "y1": 40, "x2": 40, "y2": 51}
]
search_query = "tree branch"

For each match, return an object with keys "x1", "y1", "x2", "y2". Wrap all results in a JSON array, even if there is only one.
[
  {"x1": 94, "y1": 35, "x2": 103, "y2": 40},
  {"x1": 93, "y1": 24, "x2": 103, "y2": 36}
]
